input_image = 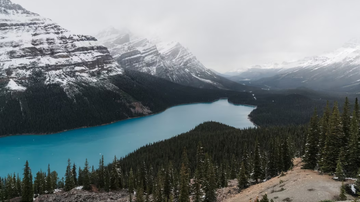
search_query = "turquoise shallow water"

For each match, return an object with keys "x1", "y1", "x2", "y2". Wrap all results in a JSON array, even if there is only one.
[{"x1": 0, "y1": 99, "x2": 255, "y2": 177}]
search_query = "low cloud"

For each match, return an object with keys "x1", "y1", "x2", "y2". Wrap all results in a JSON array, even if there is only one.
[{"x1": 13, "y1": 0, "x2": 360, "y2": 72}]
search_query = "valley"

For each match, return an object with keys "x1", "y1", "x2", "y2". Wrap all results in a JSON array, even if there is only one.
[
  {"x1": 0, "y1": 99, "x2": 255, "y2": 178},
  {"x1": 1, "y1": 0, "x2": 360, "y2": 202}
]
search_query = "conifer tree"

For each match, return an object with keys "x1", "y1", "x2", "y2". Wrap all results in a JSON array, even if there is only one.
[
  {"x1": 90, "y1": 166, "x2": 97, "y2": 185},
  {"x1": 129, "y1": 168, "x2": 135, "y2": 201},
  {"x1": 193, "y1": 168, "x2": 203, "y2": 202},
  {"x1": 51, "y1": 171, "x2": 58, "y2": 190},
  {"x1": 136, "y1": 184, "x2": 145, "y2": 202},
  {"x1": 342, "y1": 97, "x2": 351, "y2": 147},
  {"x1": 261, "y1": 151, "x2": 268, "y2": 180},
  {"x1": 230, "y1": 154, "x2": 238, "y2": 179},
  {"x1": 163, "y1": 165, "x2": 172, "y2": 200},
  {"x1": 110, "y1": 156, "x2": 119, "y2": 190},
  {"x1": 303, "y1": 110, "x2": 320, "y2": 169},
  {"x1": 98, "y1": 156, "x2": 105, "y2": 189},
  {"x1": 220, "y1": 164, "x2": 227, "y2": 187},
  {"x1": 203, "y1": 155, "x2": 216, "y2": 202},
  {"x1": 276, "y1": 139, "x2": 284, "y2": 174},
  {"x1": 282, "y1": 138, "x2": 292, "y2": 171},
  {"x1": 181, "y1": 149, "x2": 190, "y2": 182},
  {"x1": 253, "y1": 140, "x2": 263, "y2": 183},
  {"x1": 241, "y1": 150, "x2": 250, "y2": 177},
  {"x1": 83, "y1": 159, "x2": 91, "y2": 191},
  {"x1": 348, "y1": 110, "x2": 360, "y2": 176},
  {"x1": 46, "y1": 164, "x2": 52, "y2": 194},
  {"x1": 104, "y1": 168, "x2": 110, "y2": 192},
  {"x1": 336, "y1": 149, "x2": 346, "y2": 181},
  {"x1": 72, "y1": 163, "x2": 77, "y2": 186},
  {"x1": 322, "y1": 103, "x2": 343, "y2": 173},
  {"x1": 78, "y1": 167, "x2": 83, "y2": 186},
  {"x1": 355, "y1": 98, "x2": 360, "y2": 122},
  {"x1": 237, "y1": 162, "x2": 248, "y2": 192},
  {"x1": 22, "y1": 161, "x2": 33, "y2": 202},
  {"x1": 318, "y1": 101, "x2": 331, "y2": 169},
  {"x1": 16, "y1": 174, "x2": 22, "y2": 196},
  {"x1": 34, "y1": 171, "x2": 45, "y2": 194},
  {"x1": 267, "y1": 140, "x2": 278, "y2": 177},
  {"x1": 64, "y1": 159, "x2": 75, "y2": 191},
  {"x1": 179, "y1": 163, "x2": 190, "y2": 202},
  {"x1": 153, "y1": 171, "x2": 163, "y2": 202},
  {"x1": 339, "y1": 182, "x2": 347, "y2": 200},
  {"x1": 6, "y1": 174, "x2": 14, "y2": 199},
  {"x1": 196, "y1": 143, "x2": 205, "y2": 181}
]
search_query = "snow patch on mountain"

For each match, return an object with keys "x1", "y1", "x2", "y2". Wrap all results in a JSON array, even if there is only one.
[{"x1": 6, "y1": 79, "x2": 26, "y2": 91}]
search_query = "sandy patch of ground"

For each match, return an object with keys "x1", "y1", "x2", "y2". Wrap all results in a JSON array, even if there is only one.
[{"x1": 221, "y1": 158, "x2": 354, "y2": 202}]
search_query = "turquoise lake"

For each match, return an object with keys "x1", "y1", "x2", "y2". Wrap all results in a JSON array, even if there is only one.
[{"x1": 0, "y1": 99, "x2": 255, "y2": 177}]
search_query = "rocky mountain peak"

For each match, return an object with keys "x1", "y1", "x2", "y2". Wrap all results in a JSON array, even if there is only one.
[
  {"x1": 95, "y1": 28, "x2": 253, "y2": 91},
  {"x1": 0, "y1": 0, "x2": 33, "y2": 14},
  {"x1": 0, "y1": 1, "x2": 122, "y2": 97}
]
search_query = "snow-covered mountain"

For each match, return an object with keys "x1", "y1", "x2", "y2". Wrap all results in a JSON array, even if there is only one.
[
  {"x1": 0, "y1": 0, "x2": 122, "y2": 97},
  {"x1": 229, "y1": 40, "x2": 360, "y2": 92},
  {"x1": 0, "y1": 0, "x2": 242, "y2": 136},
  {"x1": 96, "y1": 27, "x2": 252, "y2": 91},
  {"x1": 223, "y1": 66, "x2": 285, "y2": 84}
]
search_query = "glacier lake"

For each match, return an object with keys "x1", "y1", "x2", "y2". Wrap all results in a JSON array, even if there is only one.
[{"x1": 0, "y1": 99, "x2": 255, "y2": 177}]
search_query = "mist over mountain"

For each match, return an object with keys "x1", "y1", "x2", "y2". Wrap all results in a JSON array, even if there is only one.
[
  {"x1": 96, "y1": 27, "x2": 256, "y2": 92},
  {"x1": 0, "y1": 0, "x2": 242, "y2": 136},
  {"x1": 223, "y1": 39, "x2": 360, "y2": 92}
]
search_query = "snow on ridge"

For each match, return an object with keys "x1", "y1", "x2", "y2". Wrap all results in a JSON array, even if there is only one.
[
  {"x1": 231, "y1": 39, "x2": 360, "y2": 74},
  {"x1": 6, "y1": 79, "x2": 26, "y2": 91},
  {"x1": 191, "y1": 74, "x2": 215, "y2": 84}
]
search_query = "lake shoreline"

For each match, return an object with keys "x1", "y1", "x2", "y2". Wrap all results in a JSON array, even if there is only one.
[
  {"x1": 0, "y1": 98, "x2": 257, "y2": 138},
  {"x1": 0, "y1": 99, "x2": 256, "y2": 177}
]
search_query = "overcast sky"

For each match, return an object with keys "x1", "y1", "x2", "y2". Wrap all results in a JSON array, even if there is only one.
[{"x1": 12, "y1": 0, "x2": 360, "y2": 73}]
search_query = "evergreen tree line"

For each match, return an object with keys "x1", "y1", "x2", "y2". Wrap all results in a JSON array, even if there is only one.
[
  {"x1": 0, "y1": 122, "x2": 306, "y2": 201},
  {"x1": 303, "y1": 97, "x2": 360, "y2": 178},
  {"x1": 0, "y1": 70, "x2": 242, "y2": 136}
]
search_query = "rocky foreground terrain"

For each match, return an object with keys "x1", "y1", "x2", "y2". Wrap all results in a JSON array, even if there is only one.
[
  {"x1": 34, "y1": 189, "x2": 129, "y2": 202},
  {"x1": 222, "y1": 158, "x2": 355, "y2": 202},
  {"x1": 7, "y1": 159, "x2": 350, "y2": 202}
]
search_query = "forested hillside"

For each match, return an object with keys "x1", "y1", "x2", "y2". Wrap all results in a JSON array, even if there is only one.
[
  {"x1": 0, "y1": 70, "x2": 241, "y2": 136},
  {"x1": 303, "y1": 98, "x2": 360, "y2": 178},
  {"x1": 0, "y1": 122, "x2": 307, "y2": 201},
  {"x1": 228, "y1": 88, "x2": 345, "y2": 126}
]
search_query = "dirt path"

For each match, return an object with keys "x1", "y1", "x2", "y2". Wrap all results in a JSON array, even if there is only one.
[{"x1": 222, "y1": 158, "x2": 354, "y2": 202}]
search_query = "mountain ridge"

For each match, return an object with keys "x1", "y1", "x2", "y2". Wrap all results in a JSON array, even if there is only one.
[
  {"x1": 0, "y1": 1, "x2": 247, "y2": 136},
  {"x1": 96, "y1": 27, "x2": 256, "y2": 92},
  {"x1": 0, "y1": 0, "x2": 122, "y2": 98},
  {"x1": 224, "y1": 39, "x2": 360, "y2": 92}
]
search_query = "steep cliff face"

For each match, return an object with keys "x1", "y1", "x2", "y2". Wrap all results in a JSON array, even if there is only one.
[
  {"x1": 0, "y1": 0, "x2": 122, "y2": 97},
  {"x1": 96, "y1": 28, "x2": 254, "y2": 91}
]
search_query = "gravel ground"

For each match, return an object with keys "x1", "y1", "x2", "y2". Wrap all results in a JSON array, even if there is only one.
[{"x1": 223, "y1": 158, "x2": 355, "y2": 202}]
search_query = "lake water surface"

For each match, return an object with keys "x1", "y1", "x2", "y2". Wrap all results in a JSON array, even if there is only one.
[{"x1": 0, "y1": 99, "x2": 255, "y2": 177}]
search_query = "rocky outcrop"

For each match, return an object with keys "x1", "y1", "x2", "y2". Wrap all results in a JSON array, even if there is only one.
[{"x1": 35, "y1": 189, "x2": 129, "y2": 202}]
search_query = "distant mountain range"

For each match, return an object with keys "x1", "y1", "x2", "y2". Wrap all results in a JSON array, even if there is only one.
[
  {"x1": 0, "y1": 0, "x2": 242, "y2": 136},
  {"x1": 96, "y1": 27, "x2": 254, "y2": 92},
  {"x1": 224, "y1": 40, "x2": 360, "y2": 92}
]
